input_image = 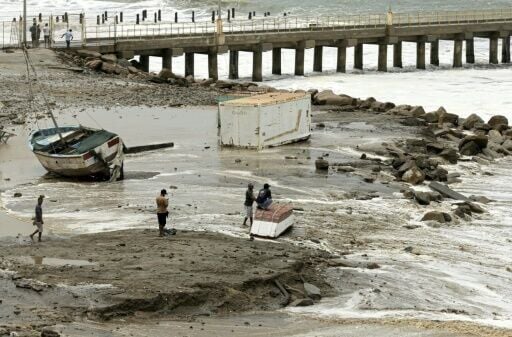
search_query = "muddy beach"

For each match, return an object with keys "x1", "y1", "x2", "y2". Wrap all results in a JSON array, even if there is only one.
[{"x1": 1, "y1": 48, "x2": 512, "y2": 336}]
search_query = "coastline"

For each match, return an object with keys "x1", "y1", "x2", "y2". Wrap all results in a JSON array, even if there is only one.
[{"x1": 1, "y1": 48, "x2": 511, "y2": 336}]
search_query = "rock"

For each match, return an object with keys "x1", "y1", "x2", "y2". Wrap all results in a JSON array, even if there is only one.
[
  {"x1": 429, "y1": 181, "x2": 469, "y2": 201},
  {"x1": 100, "y1": 54, "x2": 117, "y2": 63},
  {"x1": 439, "y1": 148, "x2": 458, "y2": 164},
  {"x1": 400, "y1": 117, "x2": 428, "y2": 127},
  {"x1": 404, "y1": 246, "x2": 422, "y2": 255},
  {"x1": 408, "y1": 106, "x2": 426, "y2": 117},
  {"x1": 465, "y1": 201, "x2": 485, "y2": 214},
  {"x1": 401, "y1": 166, "x2": 425, "y2": 185},
  {"x1": 488, "y1": 115, "x2": 508, "y2": 129},
  {"x1": 185, "y1": 75, "x2": 195, "y2": 84},
  {"x1": 158, "y1": 68, "x2": 175, "y2": 79},
  {"x1": 303, "y1": 283, "x2": 322, "y2": 300},
  {"x1": 314, "y1": 90, "x2": 354, "y2": 106},
  {"x1": 422, "y1": 112, "x2": 438, "y2": 123},
  {"x1": 474, "y1": 122, "x2": 492, "y2": 132},
  {"x1": 421, "y1": 211, "x2": 451, "y2": 223},
  {"x1": 14, "y1": 279, "x2": 45, "y2": 292},
  {"x1": 367, "y1": 262, "x2": 380, "y2": 269},
  {"x1": 315, "y1": 158, "x2": 329, "y2": 170},
  {"x1": 414, "y1": 191, "x2": 431, "y2": 205},
  {"x1": 127, "y1": 66, "x2": 140, "y2": 74},
  {"x1": 459, "y1": 135, "x2": 488, "y2": 151},
  {"x1": 436, "y1": 108, "x2": 459, "y2": 126},
  {"x1": 371, "y1": 101, "x2": 395, "y2": 112},
  {"x1": 488, "y1": 130, "x2": 504, "y2": 144},
  {"x1": 76, "y1": 49, "x2": 101, "y2": 58},
  {"x1": 290, "y1": 298, "x2": 314, "y2": 307},
  {"x1": 502, "y1": 139, "x2": 512, "y2": 151},
  {"x1": 200, "y1": 78, "x2": 215, "y2": 87},
  {"x1": 337, "y1": 166, "x2": 355, "y2": 173},
  {"x1": 100, "y1": 62, "x2": 116, "y2": 74},
  {"x1": 117, "y1": 58, "x2": 132, "y2": 68},
  {"x1": 462, "y1": 113, "x2": 484, "y2": 130},
  {"x1": 363, "y1": 176, "x2": 376, "y2": 183},
  {"x1": 85, "y1": 59, "x2": 102, "y2": 70},
  {"x1": 215, "y1": 80, "x2": 235, "y2": 89},
  {"x1": 13, "y1": 192, "x2": 22, "y2": 198},
  {"x1": 41, "y1": 327, "x2": 60, "y2": 337},
  {"x1": 460, "y1": 141, "x2": 481, "y2": 156},
  {"x1": 426, "y1": 167, "x2": 448, "y2": 182}
]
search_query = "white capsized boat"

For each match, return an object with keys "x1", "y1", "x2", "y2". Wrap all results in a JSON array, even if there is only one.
[{"x1": 29, "y1": 126, "x2": 124, "y2": 180}]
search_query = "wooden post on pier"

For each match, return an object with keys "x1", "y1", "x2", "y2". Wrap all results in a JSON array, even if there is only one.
[
  {"x1": 393, "y1": 42, "x2": 402, "y2": 68},
  {"x1": 208, "y1": 49, "x2": 218, "y2": 80},
  {"x1": 453, "y1": 39, "x2": 463, "y2": 68},
  {"x1": 416, "y1": 41, "x2": 426, "y2": 69},
  {"x1": 313, "y1": 46, "x2": 323, "y2": 72},
  {"x1": 378, "y1": 44, "x2": 387, "y2": 72},
  {"x1": 120, "y1": 12, "x2": 123, "y2": 23},
  {"x1": 354, "y1": 44, "x2": 363, "y2": 70},
  {"x1": 229, "y1": 50, "x2": 239, "y2": 79},
  {"x1": 252, "y1": 49, "x2": 263, "y2": 82},
  {"x1": 466, "y1": 38, "x2": 475, "y2": 63},
  {"x1": 502, "y1": 35, "x2": 511, "y2": 63},
  {"x1": 272, "y1": 48, "x2": 281, "y2": 75},
  {"x1": 430, "y1": 40, "x2": 439, "y2": 66},
  {"x1": 158, "y1": 9, "x2": 161, "y2": 21},
  {"x1": 140, "y1": 55, "x2": 150, "y2": 72},
  {"x1": 185, "y1": 52, "x2": 194, "y2": 77},
  {"x1": 490, "y1": 34, "x2": 499, "y2": 64},
  {"x1": 162, "y1": 49, "x2": 172, "y2": 72}
]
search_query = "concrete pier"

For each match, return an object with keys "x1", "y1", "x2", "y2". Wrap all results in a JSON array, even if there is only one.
[
  {"x1": 453, "y1": 39, "x2": 463, "y2": 68},
  {"x1": 140, "y1": 55, "x2": 150, "y2": 72},
  {"x1": 466, "y1": 38, "x2": 475, "y2": 63},
  {"x1": 416, "y1": 41, "x2": 426, "y2": 69},
  {"x1": 185, "y1": 52, "x2": 194, "y2": 77},
  {"x1": 393, "y1": 42, "x2": 402, "y2": 68},
  {"x1": 337, "y1": 44, "x2": 346, "y2": 72},
  {"x1": 313, "y1": 46, "x2": 323, "y2": 72},
  {"x1": 295, "y1": 47, "x2": 305, "y2": 76},
  {"x1": 253, "y1": 50, "x2": 263, "y2": 82},
  {"x1": 229, "y1": 50, "x2": 239, "y2": 79},
  {"x1": 354, "y1": 44, "x2": 363, "y2": 70},
  {"x1": 162, "y1": 49, "x2": 172, "y2": 71},
  {"x1": 502, "y1": 36, "x2": 511, "y2": 63},
  {"x1": 378, "y1": 44, "x2": 387, "y2": 72},
  {"x1": 272, "y1": 48, "x2": 281, "y2": 75},
  {"x1": 490, "y1": 35, "x2": 499, "y2": 64},
  {"x1": 430, "y1": 40, "x2": 439, "y2": 66},
  {"x1": 208, "y1": 51, "x2": 218, "y2": 80}
]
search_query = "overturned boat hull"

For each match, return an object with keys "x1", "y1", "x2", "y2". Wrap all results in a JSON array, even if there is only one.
[{"x1": 29, "y1": 126, "x2": 124, "y2": 180}]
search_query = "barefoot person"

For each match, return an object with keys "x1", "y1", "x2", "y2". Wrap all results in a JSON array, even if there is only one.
[
  {"x1": 30, "y1": 195, "x2": 44, "y2": 242},
  {"x1": 243, "y1": 182, "x2": 255, "y2": 226},
  {"x1": 156, "y1": 189, "x2": 169, "y2": 237}
]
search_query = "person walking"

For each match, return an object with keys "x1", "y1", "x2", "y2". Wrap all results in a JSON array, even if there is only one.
[
  {"x1": 29, "y1": 23, "x2": 37, "y2": 47},
  {"x1": 243, "y1": 183, "x2": 256, "y2": 241},
  {"x1": 36, "y1": 24, "x2": 41, "y2": 47},
  {"x1": 256, "y1": 183, "x2": 273, "y2": 210},
  {"x1": 61, "y1": 29, "x2": 73, "y2": 49},
  {"x1": 30, "y1": 195, "x2": 45, "y2": 242},
  {"x1": 43, "y1": 23, "x2": 50, "y2": 48},
  {"x1": 156, "y1": 189, "x2": 169, "y2": 237}
]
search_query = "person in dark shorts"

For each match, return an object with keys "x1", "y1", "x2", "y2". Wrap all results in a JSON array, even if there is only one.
[
  {"x1": 243, "y1": 183, "x2": 255, "y2": 226},
  {"x1": 156, "y1": 189, "x2": 169, "y2": 237}
]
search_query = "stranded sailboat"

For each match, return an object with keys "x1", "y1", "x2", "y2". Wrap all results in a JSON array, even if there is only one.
[{"x1": 23, "y1": 49, "x2": 124, "y2": 180}]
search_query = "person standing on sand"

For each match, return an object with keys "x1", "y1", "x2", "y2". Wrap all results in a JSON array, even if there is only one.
[
  {"x1": 43, "y1": 23, "x2": 50, "y2": 48},
  {"x1": 243, "y1": 183, "x2": 255, "y2": 227},
  {"x1": 36, "y1": 24, "x2": 41, "y2": 47},
  {"x1": 61, "y1": 29, "x2": 73, "y2": 49},
  {"x1": 29, "y1": 23, "x2": 37, "y2": 47},
  {"x1": 156, "y1": 189, "x2": 169, "y2": 237},
  {"x1": 30, "y1": 195, "x2": 44, "y2": 242}
]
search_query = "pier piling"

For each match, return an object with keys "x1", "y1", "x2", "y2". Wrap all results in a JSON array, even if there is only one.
[
  {"x1": 502, "y1": 36, "x2": 511, "y2": 63},
  {"x1": 378, "y1": 44, "x2": 387, "y2": 72},
  {"x1": 229, "y1": 50, "x2": 239, "y2": 79},
  {"x1": 252, "y1": 49, "x2": 263, "y2": 82},
  {"x1": 272, "y1": 48, "x2": 281, "y2": 75},
  {"x1": 416, "y1": 41, "x2": 426, "y2": 69},
  {"x1": 453, "y1": 39, "x2": 463, "y2": 68},
  {"x1": 313, "y1": 46, "x2": 323, "y2": 72},
  {"x1": 430, "y1": 40, "x2": 439, "y2": 66},
  {"x1": 393, "y1": 42, "x2": 402, "y2": 68},
  {"x1": 185, "y1": 52, "x2": 194, "y2": 77},
  {"x1": 354, "y1": 44, "x2": 363, "y2": 70}
]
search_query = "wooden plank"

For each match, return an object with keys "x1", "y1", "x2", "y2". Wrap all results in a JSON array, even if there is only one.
[{"x1": 124, "y1": 142, "x2": 174, "y2": 154}]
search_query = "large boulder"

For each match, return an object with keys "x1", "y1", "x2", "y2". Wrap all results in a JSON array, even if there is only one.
[
  {"x1": 158, "y1": 68, "x2": 175, "y2": 79},
  {"x1": 462, "y1": 113, "x2": 484, "y2": 130},
  {"x1": 117, "y1": 58, "x2": 132, "y2": 68},
  {"x1": 100, "y1": 54, "x2": 118, "y2": 63},
  {"x1": 488, "y1": 130, "x2": 504, "y2": 144},
  {"x1": 459, "y1": 135, "x2": 488, "y2": 151},
  {"x1": 488, "y1": 115, "x2": 508, "y2": 130},
  {"x1": 100, "y1": 62, "x2": 116, "y2": 74},
  {"x1": 460, "y1": 141, "x2": 481, "y2": 156},
  {"x1": 502, "y1": 139, "x2": 512, "y2": 151},
  {"x1": 314, "y1": 90, "x2": 354, "y2": 106},
  {"x1": 303, "y1": 283, "x2": 322, "y2": 300},
  {"x1": 402, "y1": 166, "x2": 425, "y2": 185},
  {"x1": 436, "y1": 107, "x2": 459, "y2": 126},
  {"x1": 439, "y1": 148, "x2": 458, "y2": 164},
  {"x1": 76, "y1": 49, "x2": 101, "y2": 58},
  {"x1": 421, "y1": 211, "x2": 452, "y2": 223},
  {"x1": 85, "y1": 59, "x2": 102, "y2": 70}
]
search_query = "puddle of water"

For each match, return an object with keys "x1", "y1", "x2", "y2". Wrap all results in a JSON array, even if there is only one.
[{"x1": 14, "y1": 256, "x2": 96, "y2": 267}]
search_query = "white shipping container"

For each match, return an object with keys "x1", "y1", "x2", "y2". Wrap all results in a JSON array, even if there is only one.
[{"x1": 218, "y1": 92, "x2": 312, "y2": 149}]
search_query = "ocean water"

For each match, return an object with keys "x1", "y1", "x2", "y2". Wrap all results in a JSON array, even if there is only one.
[{"x1": 1, "y1": 0, "x2": 512, "y2": 331}]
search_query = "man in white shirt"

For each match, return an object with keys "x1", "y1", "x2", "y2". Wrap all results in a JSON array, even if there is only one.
[
  {"x1": 61, "y1": 29, "x2": 73, "y2": 49},
  {"x1": 43, "y1": 23, "x2": 50, "y2": 48}
]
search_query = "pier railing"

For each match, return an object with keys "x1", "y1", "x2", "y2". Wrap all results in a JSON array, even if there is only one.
[{"x1": 2, "y1": 8, "x2": 512, "y2": 48}]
